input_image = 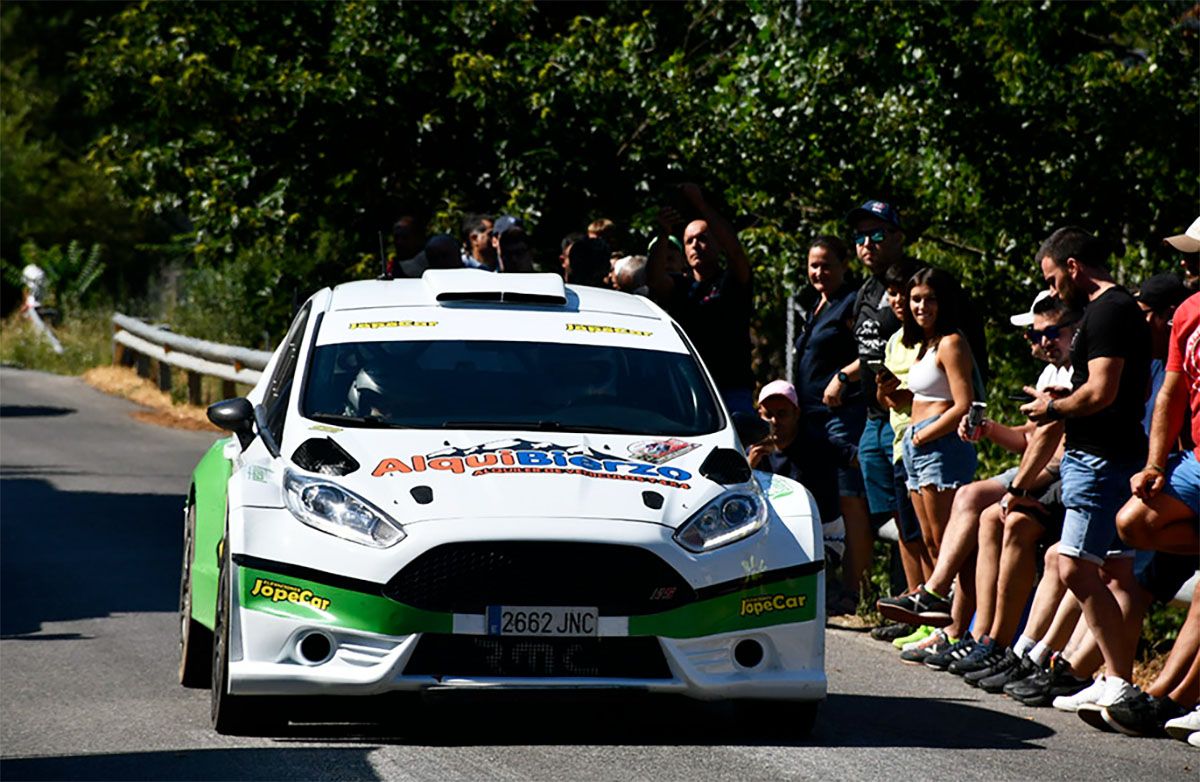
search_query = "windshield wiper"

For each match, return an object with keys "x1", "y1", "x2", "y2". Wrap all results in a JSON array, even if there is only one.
[{"x1": 307, "y1": 413, "x2": 398, "y2": 429}]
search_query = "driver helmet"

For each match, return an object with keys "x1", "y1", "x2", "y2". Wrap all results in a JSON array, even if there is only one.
[{"x1": 344, "y1": 366, "x2": 406, "y2": 419}]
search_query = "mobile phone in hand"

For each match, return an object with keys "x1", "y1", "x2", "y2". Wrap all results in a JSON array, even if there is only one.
[{"x1": 1008, "y1": 391, "x2": 1034, "y2": 402}]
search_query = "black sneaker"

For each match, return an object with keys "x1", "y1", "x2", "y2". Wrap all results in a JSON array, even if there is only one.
[
  {"x1": 980, "y1": 653, "x2": 1038, "y2": 693},
  {"x1": 964, "y1": 646, "x2": 1016, "y2": 687},
  {"x1": 1006, "y1": 654, "x2": 1092, "y2": 706},
  {"x1": 876, "y1": 585, "x2": 952, "y2": 627},
  {"x1": 870, "y1": 623, "x2": 916, "y2": 642},
  {"x1": 948, "y1": 638, "x2": 998, "y2": 676},
  {"x1": 925, "y1": 632, "x2": 976, "y2": 671},
  {"x1": 1103, "y1": 692, "x2": 1188, "y2": 737}
]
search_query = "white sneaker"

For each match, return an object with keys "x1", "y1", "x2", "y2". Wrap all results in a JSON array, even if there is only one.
[
  {"x1": 1188, "y1": 732, "x2": 1200, "y2": 749},
  {"x1": 1079, "y1": 677, "x2": 1139, "y2": 732},
  {"x1": 1164, "y1": 707, "x2": 1200, "y2": 743},
  {"x1": 1053, "y1": 675, "x2": 1105, "y2": 712}
]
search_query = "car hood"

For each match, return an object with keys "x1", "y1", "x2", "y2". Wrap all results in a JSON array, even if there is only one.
[{"x1": 286, "y1": 426, "x2": 738, "y2": 529}]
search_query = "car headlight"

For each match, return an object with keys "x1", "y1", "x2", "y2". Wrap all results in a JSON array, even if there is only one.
[
  {"x1": 673, "y1": 483, "x2": 769, "y2": 553},
  {"x1": 282, "y1": 469, "x2": 404, "y2": 548}
]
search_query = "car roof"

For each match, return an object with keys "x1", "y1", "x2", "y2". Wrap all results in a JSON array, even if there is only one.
[
  {"x1": 326, "y1": 271, "x2": 661, "y2": 320},
  {"x1": 316, "y1": 271, "x2": 687, "y2": 352}
]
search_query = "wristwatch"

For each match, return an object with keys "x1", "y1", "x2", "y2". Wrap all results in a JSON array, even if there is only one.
[
  {"x1": 1008, "y1": 486, "x2": 1034, "y2": 498},
  {"x1": 836, "y1": 371, "x2": 850, "y2": 384},
  {"x1": 1044, "y1": 398, "x2": 1064, "y2": 421}
]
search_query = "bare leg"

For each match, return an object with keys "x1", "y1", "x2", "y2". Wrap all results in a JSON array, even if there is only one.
[
  {"x1": 1062, "y1": 614, "x2": 1103, "y2": 678},
  {"x1": 989, "y1": 510, "x2": 1043, "y2": 646},
  {"x1": 1020, "y1": 543, "x2": 1072, "y2": 642},
  {"x1": 911, "y1": 489, "x2": 937, "y2": 563},
  {"x1": 925, "y1": 478, "x2": 1007, "y2": 597},
  {"x1": 971, "y1": 503, "x2": 1004, "y2": 637},
  {"x1": 1148, "y1": 582, "x2": 1200, "y2": 705},
  {"x1": 1059, "y1": 554, "x2": 1137, "y2": 682},
  {"x1": 1116, "y1": 493, "x2": 1200, "y2": 556},
  {"x1": 840, "y1": 495, "x2": 874, "y2": 595},
  {"x1": 1041, "y1": 590, "x2": 1082, "y2": 652},
  {"x1": 918, "y1": 486, "x2": 958, "y2": 559},
  {"x1": 897, "y1": 536, "x2": 929, "y2": 593}
]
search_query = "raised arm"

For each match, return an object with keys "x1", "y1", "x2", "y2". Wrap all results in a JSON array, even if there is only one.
[{"x1": 680, "y1": 183, "x2": 751, "y2": 287}]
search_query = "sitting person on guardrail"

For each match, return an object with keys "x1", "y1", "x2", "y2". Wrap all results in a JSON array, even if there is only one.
[{"x1": 877, "y1": 293, "x2": 1075, "y2": 657}]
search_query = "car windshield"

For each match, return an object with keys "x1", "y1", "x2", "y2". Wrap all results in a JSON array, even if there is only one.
[{"x1": 301, "y1": 339, "x2": 723, "y2": 436}]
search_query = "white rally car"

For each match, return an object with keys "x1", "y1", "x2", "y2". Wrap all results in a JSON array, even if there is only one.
[{"x1": 181, "y1": 270, "x2": 826, "y2": 735}]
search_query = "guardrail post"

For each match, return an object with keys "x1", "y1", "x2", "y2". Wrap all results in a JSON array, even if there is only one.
[
  {"x1": 157, "y1": 359, "x2": 172, "y2": 393},
  {"x1": 135, "y1": 352, "x2": 150, "y2": 379},
  {"x1": 221, "y1": 380, "x2": 236, "y2": 400},
  {"x1": 187, "y1": 371, "x2": 203, "y2": 406}
]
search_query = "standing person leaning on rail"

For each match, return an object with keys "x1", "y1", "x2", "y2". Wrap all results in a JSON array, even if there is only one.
[
  {"x1": 646, "y1": 184, "x2": 755, "y2": 415},
  {"x1": 792, "y1": 235, "x2": 872, "y2": 612}
]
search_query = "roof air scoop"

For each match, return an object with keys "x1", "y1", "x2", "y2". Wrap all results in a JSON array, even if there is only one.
[{"x1": 423, "y1": 269, "x2": 567, "y2": 306}]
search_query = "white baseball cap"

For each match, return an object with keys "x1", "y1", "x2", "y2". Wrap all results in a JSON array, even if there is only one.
[
  {"x1": 1010, "y1": 290, "x2": 1055, "y2": 327},
  {"x1": 1164, "y1": 216, "x2": 1200, "y2": 254}
]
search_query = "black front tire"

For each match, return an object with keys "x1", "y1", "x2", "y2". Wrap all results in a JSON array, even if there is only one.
[
  {"x1": 179, "y1": 502, "x2": 212, "y2": 688},
  {"x1": 211, "y1": 535, "x2": 280, "y2": 736}
]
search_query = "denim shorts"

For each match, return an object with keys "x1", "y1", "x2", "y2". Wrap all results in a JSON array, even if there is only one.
[
  {"x1": 1163, "y1": 450, "x2": 1200, "y2": 515},
  {"x1": 858, "y1": 417, "x2": 897, "y2": 516},
  {"x1": 901, "y1": 417, "x2": 978, "y2": 492},
  {"x1": 1059, "y1": 450, "x2": 1139, "y2": 564}
]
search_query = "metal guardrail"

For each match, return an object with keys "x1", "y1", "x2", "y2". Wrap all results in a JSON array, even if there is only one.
[{"x1": 111, "y1": 313, "x2": 273, "y2": 404}]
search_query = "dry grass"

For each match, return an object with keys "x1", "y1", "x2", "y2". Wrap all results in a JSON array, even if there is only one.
[{"x1": 83, "y1": 365, "x2": 221, "y2": 432}]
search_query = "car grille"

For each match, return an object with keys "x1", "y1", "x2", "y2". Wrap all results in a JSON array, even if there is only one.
[
  {"x1": 382, "y1": 541, "x2": 695, "y2": 615},
  {"x1": 403, "y1": 634, "x2": 673, "y2": 679}
]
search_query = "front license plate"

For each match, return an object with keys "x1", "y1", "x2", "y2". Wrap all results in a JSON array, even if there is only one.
[{"x1": 486, "y1": 606, "x2": 599, "y2": 637}]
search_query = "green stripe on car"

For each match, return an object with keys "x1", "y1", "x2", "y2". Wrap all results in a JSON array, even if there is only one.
[{"x1": 239, "y1": 565, "x2": 817, "y2": 638}]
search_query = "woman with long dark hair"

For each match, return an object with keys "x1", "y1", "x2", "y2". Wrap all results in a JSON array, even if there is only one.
[{"x1": 900, "y1": 267, "x2": 978, "y2": 566}]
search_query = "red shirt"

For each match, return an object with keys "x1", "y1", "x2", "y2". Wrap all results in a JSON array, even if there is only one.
[{"x1": 1166, "y1": 292, "x2": 1200, "y2": 458}]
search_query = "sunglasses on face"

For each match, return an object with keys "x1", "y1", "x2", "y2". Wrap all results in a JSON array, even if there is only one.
[
  {"x1": 853, "y1": 229, "x2": 889, "y2": 246},
  {"x1": 1024, "y1": 323, "x2": 1073, "y2": 342}
]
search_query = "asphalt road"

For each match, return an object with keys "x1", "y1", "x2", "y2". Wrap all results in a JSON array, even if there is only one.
[{"x1": 1, "y1": 366, "x2": 1195, "y2": 781}]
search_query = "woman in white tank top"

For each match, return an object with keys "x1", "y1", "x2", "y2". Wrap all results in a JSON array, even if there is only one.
[{"x1": 899, "y1": 268, "x2": 978, "y2": 562}]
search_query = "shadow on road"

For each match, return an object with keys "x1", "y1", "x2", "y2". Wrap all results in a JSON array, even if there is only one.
[
  {"x1": 0, "y1": 477, "x2": 183, "y2": 637},
  {"x1": 0, "y1": 748, "x2": 380, "y2": 781},
  {"x1": 212, "y1": 690, "x2": 1054, "y2": 750},
  {"x1": 0, "y1": 405, "x2": 75, "y2": 418}
]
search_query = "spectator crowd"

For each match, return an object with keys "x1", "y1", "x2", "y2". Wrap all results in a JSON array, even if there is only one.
[{"x1": 381, "y1": 192, "x2": 1200, "y2": 747}]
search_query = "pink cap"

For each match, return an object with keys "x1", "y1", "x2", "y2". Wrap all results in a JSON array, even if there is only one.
[{"x1": 757, "y1": 379, "x2": 798, "y2": 408}]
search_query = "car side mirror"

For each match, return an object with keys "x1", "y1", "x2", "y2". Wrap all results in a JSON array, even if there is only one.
[{"x1": 207, "y1": 398, "x2": 256, "y2": 449}]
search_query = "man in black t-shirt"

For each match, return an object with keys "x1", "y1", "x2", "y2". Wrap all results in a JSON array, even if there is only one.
[
  {"x1": 647, "y1": 184, "x2": 754, "y2": 414},
  {"x1": 1007, "y1": 226, "x2": 1151, "y2": 715}
]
